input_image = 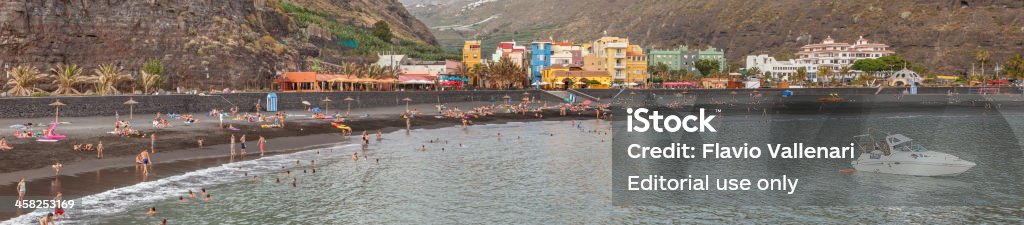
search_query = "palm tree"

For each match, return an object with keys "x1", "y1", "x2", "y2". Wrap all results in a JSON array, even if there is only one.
[
  {"x1": 794, "y1": 67, "x2": 808, "y2": 85},
  {"x1": 94, "y1": 63, "x2": 129, "y2": 95},
  {"x1": 51, "y1": 64, "x2": 89, "y2": 95},
  {"x1": 4, "y1": 65, "x2": 45, "y2": 96},
  {"x1": 816, "y1": 66, "x2": 832, "y2": 87},
  {"x1": 839, "y1": 66, "x2": 852, "y2": 86},
  {"x1": 746, "y1": 67, "x2": 760, "y2": 79},
  {"x1": 486, "y1": 56, "x2": 527, "y2": 89},
  {"x1": 853, "y1": 73, "x2": 876, "y2": 87},
  {"x1": 139, "y1": 71, "x2": 162, "y2": 94},
  {"x1": 976, "y1": 50, "x2": 990, "y2": 79}
]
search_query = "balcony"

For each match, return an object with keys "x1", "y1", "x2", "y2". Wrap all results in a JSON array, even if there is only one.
[
  {"x1": 614, "y1": 64, "x2": 627, "y2": 69},
  {"x1": 614, "y1": 52, "x2": 626, "y2": 58},
  {"x1": 606, "y1": 42, "x2": 628, "y2": 48}
]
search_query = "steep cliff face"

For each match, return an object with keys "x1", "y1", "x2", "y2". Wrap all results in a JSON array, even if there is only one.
[
  {"x1": 408, "y1": 0, "x2": 1024, "y2": 74},
  {"x1": 0, "y1": 0, "x2": 436, "y2": 90}
]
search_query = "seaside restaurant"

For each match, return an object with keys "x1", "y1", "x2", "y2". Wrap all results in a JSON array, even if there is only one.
[{"x1": 274, "y1": 72, "x2": 397, "y2": 92}]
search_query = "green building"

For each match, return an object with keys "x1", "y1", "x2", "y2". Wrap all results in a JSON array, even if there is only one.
[
  {"x1": 698, "y1": 47, "x2": 727, "y2": 72},
  {"x1": 648, "y1": 49, "x2": 682, "y2": 70},
  {"x1": 647, "y1": 45, "x2": 727, "y2": 73}
]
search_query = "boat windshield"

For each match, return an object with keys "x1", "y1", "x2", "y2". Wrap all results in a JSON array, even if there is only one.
[{"x1": 894, "y1": 143, "x2": 928, "y2": 152}]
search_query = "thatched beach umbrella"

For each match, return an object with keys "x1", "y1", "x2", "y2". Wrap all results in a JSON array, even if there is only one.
[
  {"x1": 50, "y1": 99, "x2": 66, "y2": 123},
  {"x1": 123, "y1": 98, "x2": 139, "y2": 120},
  {"x1": 344, "y1": 97, "x2": 354, "y2": 116},
  {"x1": 402, "y1": 97, "x2": 412, "y2": 111},
  {"x1": 322, "y1": 97, "x2": 332, "y2": 113}
]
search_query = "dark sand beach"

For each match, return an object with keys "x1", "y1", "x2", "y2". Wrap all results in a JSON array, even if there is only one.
[{"x1": 0, "y1": 100, "x2": 600, "y2": 220}]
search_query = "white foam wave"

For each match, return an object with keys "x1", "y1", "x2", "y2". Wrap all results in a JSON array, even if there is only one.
[{"x1": 1, "y1": 143, "x2": 358, "y2": 225}]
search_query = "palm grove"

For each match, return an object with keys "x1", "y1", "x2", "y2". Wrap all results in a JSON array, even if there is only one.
[{"x1": 3, "y1": 59, "x2": 166, "y2": 97}]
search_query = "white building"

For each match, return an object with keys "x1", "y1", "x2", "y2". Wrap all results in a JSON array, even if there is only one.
[
  {"x1": 490, "y1": 41, "x2": 527, "y2": 66},
  {"x1": 797, "y1": 36, "x2": 893, "y2": 68},
  {"x1": 745, "y1": 54, "x2": 818, "y2": 81},
  {"x1": 746, "y1": 35, "x2": 894, "y2": 81}
]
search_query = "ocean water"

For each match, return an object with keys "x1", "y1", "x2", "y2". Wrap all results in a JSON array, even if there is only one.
[{"x1": 4, "y1": 118, "x2": 1023, "y2": 224}]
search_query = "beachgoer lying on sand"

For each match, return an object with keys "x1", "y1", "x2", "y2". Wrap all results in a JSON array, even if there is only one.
[{"x1": 0, "y1": 137, "x2": 13, "y2": 151}]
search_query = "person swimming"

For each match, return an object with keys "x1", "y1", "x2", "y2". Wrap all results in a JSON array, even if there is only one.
[
  {"x1": 189, "y1": 190, "x2": 196, "y2": 198},
  {"x1": 204, "y1": 194, "x2": 212, "y2": 202},
  {"x1": 146, "y1": 207, "x2": 157, "y2": 216}
]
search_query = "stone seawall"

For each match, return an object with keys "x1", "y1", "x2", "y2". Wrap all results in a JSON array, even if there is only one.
[
  {"x1": 576, "y1": 87, "x2": 1023, "y2": 100},
  {"x1": 0, "y1": 90, "x2": 563, "y2": 119}
]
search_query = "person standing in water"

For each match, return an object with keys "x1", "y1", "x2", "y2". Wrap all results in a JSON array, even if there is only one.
[
  {"x1": 53, "y1": 192, "x2": 64, "y2": 222},
  {"x1": 150, "y1": 133, "x2": 157, "y2": 153},
  {"x1": 240, "y1": 134, "x2": 247, "y2": 155},
  {"x1": 376, "y1": 129, "x2": 383, "y2": 141},
  {"x1": 229, "y1": 134, "x2": 236, "y2": 156},
  {"x1": 258, "y1": 136, "x2": 266, "y2": 157},
  {"x1": 16, "y1": 177, "x2": 26, "y2": 202},
  {"x1": 404, "y1": 114, "x2": 411, "y2": 130},
  {"x1": 361, "y1": 131, "x2": 369, "y2": 145},
  {"x1": 139, "y1": 150, "x2": 152, "y2": 176},
  {"x1": 96, "y1": 141, "x2": 104, "y2": 159}
]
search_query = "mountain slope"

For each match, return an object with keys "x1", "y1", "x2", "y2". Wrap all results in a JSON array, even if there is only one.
[
  {"x1": 0, "y1": 0, "x2": 439, "y2": 91},
  {"x1": 406, "y1": 0, "x2": 1024, "y2": 74}
]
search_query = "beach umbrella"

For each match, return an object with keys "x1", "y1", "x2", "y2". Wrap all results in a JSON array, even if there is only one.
[
  {"x1": 322, "y1": 97, "x2": 332, "y2": 114},
  {"x1": 301, "y1": 100, "x2": 311, "y2": 106},
  {"x1": 49, "y1": 99, "x2": 66, "y2": 123},
  {"x1": 502, "y1": 95, "x2": 511, "y2": 105},
  {"x1": 402, "y1": 97, "x2": 412, "y2": 111},
  {"x1": 123, "y1": 98, "x2": 139, "y2": 120},
  {"x1": 344, "y1": 97, "x2": 354, "y2": 116}
]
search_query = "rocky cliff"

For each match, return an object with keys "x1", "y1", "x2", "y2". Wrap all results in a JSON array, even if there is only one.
[
  {"x1": 0, "y1": 0, "x2": 437, "y2": 91},
  {"x1": 407, "y1": 0, "x2": 1024, "y2": 74}
]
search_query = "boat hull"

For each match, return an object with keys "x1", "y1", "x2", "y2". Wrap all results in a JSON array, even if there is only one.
[{"x1": 851, "y1": 159, "x2": 975, "y2": 176}]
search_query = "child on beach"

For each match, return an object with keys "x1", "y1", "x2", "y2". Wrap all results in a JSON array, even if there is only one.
[{"x1": 258, "y1": 136, "x2": 266, "y2": 157}]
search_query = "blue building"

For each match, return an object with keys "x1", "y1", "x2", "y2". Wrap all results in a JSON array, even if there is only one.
[{"x1": 530, "y1": 41, "x2": 552, "y2": 87}]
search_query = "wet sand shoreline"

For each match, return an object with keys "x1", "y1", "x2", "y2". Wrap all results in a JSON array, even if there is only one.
[{"x1": 0, "y1": 107, "x2": 597, "y2": 221}]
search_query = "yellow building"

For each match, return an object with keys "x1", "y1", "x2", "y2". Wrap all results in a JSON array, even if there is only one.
[
  {"x1": 582, "y1": 36, "x2": 648, "y2": 86},
  {"x1": 625, "y1": 44, "x2": 648, "y2": 85},
  {"x1": 462, "y1": 40, "x2": 482, "y2": 70},
  {"x1": 541, "y1": 66, "x2": 612, "y2": 89}
]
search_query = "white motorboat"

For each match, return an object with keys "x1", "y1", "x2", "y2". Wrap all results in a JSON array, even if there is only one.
[{"x1": 850, "y1": 133, "x2": 975, "y2": 176}]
